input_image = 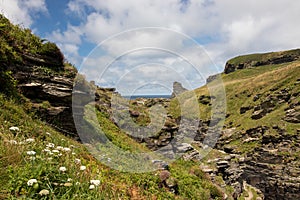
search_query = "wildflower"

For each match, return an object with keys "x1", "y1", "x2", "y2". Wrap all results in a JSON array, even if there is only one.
[
  {"x1": 42, "y1": 149, "x2": 51, "y2": 153},
  {"x1": 67, "y1": 178, "x2": 72, "y2": 182},
  {"x1": 29, "y1": 157, "x2": 36, "y2": 161},
  {"x1": 59, "y1": 166, "x2": 67, "y2": 172},
  {"x1": 75, "y1": 182, "x2": 80, "y2": 185},
  {"x1": 27, "y1": 179, "x2": 37, "y2": 186},
  {"x1": 9, "y1": 126, "x2": 20, "y2": 131},
  {"x1": 63, "y1": 147, "x2": 71, "y2": 152},
  {"x1": 52, "y1": 150, "x2": 59, "y2": 153},
  {"x1": 80, "y1": 166, "x2": 86, "y2": 171},
  {"x1": 56, "y1": 146, "x2": 63, "y2": 150},
  {"x1": 25, "y1": 138, "x2": 35, "y2": 143},
  {"x1": 8, "y1": 140, "x2": 18, "y2": 145},
  {"x1": 46, "y1": 143, "x2": 55, "y2": 148},
  {"x1": 90, "y1": 180, "x2": 100, "y2": 186},
  {"x1": 64, "y1": 182, "x2": 72, "y2": 187},
  {"x1": 27, "y1": 151, "x2": 36, "y2": 156},
  {"x1": 74, "y1": 158, "x2": 81, "y2": 164},
  {"x1": 89, "y1": 185, "x2": 95, "y2": 190},
  {"x1": 39, "y1": 189, "x2": 50, "y2": 196}
]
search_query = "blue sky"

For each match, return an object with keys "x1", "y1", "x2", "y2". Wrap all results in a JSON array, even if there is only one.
[{"x1": 1, "y1": 0, "x2": 300, "y2": 95}]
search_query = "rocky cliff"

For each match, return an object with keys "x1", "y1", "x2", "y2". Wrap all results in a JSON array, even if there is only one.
[
  {"x1": 171, "y1": 81, "x2": 188, "y2": 98},
  {"x1": 224, "y1": 49, "x2": 300, "y2": 74}
]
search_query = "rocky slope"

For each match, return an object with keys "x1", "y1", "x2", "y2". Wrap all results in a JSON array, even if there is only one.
[
  {"x1": 1, "y1": 13, "x2": 299, "y2": 200},
  {"x1": 201, "y1": 51, "x2": 300, "y2": 200}
]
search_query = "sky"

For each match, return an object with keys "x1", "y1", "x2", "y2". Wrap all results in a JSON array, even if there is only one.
[{"x1": 1, "y1": 0, "x2": 300, "y2": 95}]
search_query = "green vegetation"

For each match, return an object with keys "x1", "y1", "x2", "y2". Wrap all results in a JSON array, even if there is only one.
[
  {"x1": 1, "y1": 13, "x2": 299, "y2": 199},
  {"x1": 227, "y1": 48, "x2": 300, "y2": 65},
  {"x1": 0, "y1": 94, "x2": 225, "y2": 199}
]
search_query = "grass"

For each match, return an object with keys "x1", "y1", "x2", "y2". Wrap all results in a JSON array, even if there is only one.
[
  {"x1": 227, "y1": 49, "x2": 300, "y2": 65},
  {"x1": 0, "y1": 94, "x2": 227, "y2": 199}
]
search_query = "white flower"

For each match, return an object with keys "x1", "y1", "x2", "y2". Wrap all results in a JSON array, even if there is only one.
[
  {"x1": 27, "y1": 179, "x2": 37, "y2": 186},
  {"x1": 90, "y1": 180, "x2": 100, "y2": 186},
  {"x1": 80, "y1": 166, "x2": 86, "y2": 171},
  {"x1": 42, "y1": 149, "x2": 51, "y2": 153},
  {"x1": 8, "y1": 140, "x2": 18, "y2": 145},
  {"x1": 25, "y1": 138, "x2": 35, "y2": 143},
  {"x1": 63, "y1": 147, "x2": 71, "y2": 152},
  {"x1": 45, "y1": 132, "x2": 51, "y2": 136},
  {"x1": 74, "y1": 159, "x2": 81, "y2": 164},
  {"x1": 59, "y1": 166, "x2": 67, "y2": 172},
  {"x1": 56, "y1": 146, "x2": 63, "y2": 150},
  {"x1": 9, "y1": 126, "x2": 20, "y2": 131},
  {"x1": 89, "y1": 185, "x2": 95, "y2": 190},
  {"x1": 39, "y1": 189, "x2": 49, "y2": 196},
  {"x1": 29, "y1": 157, "x2": 36, "y2": 161},
  {"x1": 67, "y1": 178, "x2": 73, "y2": 182},
  {"x1": 52, "y1": 150, "x2": 59, "y2": 153},
  {"x1": 26, "y1": 151, "x2": 36, "y2": 156},
  {"x1": 46, "y1": 143, "x2": 55, "y2": 148}
]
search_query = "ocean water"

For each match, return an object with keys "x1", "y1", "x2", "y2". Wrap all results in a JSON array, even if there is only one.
[{"x1": 123, "y1": 95, "x2": 171, "y2": 100}]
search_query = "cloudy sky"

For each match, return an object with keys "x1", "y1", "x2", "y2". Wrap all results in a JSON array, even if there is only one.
[{"x1": 1, "y1": 0, "x2": 299, "y2": 95}]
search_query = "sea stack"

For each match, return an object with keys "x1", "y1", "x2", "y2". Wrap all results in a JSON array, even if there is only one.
[{"x1": 171, "y1": 81, "x2": 188, "y2": 98}]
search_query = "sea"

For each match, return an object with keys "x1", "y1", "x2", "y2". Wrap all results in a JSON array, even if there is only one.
[{"x1": 122, "y1": 94, "x2": 171, "y2": 100}]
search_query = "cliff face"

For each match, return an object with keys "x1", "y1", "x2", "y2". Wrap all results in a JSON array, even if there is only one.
[
  {"x1": 224, "y1": 49, "x2": 300, "y2": 74},
  {"x1": 171, "y1": 81, "x2": 188, "y2": 98}
]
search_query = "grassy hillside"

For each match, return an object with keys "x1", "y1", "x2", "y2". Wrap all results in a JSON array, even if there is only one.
[
  {"x1": 0, "y1": 14, "x2": 224, "y2": 199},
  {"x1": 0, "y1": 94, "x2": 225, "y2": 199}
]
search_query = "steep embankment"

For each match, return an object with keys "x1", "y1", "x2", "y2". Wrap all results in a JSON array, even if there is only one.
[
  {"x1": 195, "y1": 50, "x2": 300, "y2": 200},
  {"x1": 0, "y1": 14, "x2": 225, "y2": 199}
]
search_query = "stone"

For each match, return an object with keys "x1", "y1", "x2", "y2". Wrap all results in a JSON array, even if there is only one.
[
  {"x1": 284, "y1": 108, "x2": 300, "y2": 123},
  {"x1": 240, "y1": 106, "x2": 253, "y2": 114},
  {"x1": 174, "y1": 143, "x2": 193, "y2": 153},
  {"x1": 159, "y1": 170, "x2": 170, "y2": 182},
  {"x1": 251, "y1": 109, "x2": 267, "y2": 120},
  {"x1": 171, "y1": 81, "x2": 188, "y2": 98}
]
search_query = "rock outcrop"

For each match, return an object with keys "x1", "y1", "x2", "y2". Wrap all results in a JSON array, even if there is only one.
[
  {"x1": 171, "y1": 82, "x2": 188, "y2": 98},
  {"x1": 224, "y1": 49, "x2": 300, "y2": 74}
]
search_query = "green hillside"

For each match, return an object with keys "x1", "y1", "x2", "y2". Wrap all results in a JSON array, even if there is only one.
[
  {"x1": 0, "y1": 13, "x2": 299, "y2": 200},
  {"x1": 0, "y1": 14, "x2": 223, "y2": 200}
]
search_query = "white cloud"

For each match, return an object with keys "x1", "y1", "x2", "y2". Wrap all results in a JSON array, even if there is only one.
[
  {"x1": 5, "y1": 0, "x2": 298, "y2": 94},
  {"x1": 0, "y1": 0, "x2": 47, "y2": 27}
]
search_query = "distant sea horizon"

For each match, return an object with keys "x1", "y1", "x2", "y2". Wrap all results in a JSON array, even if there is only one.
[{"x1": 122, "y1": 94, "x2": 172, "y2": 100}]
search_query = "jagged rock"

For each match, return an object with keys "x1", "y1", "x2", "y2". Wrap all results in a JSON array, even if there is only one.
[
  {"x1": 224, "y1": 51, "x2": 300, "y2": 74},
  {"x1": 129, "y1": 110, "x2": 140, "y2": 117},
  {"x1": 171, "y1": 81, "x2": 188, "y2": 98},
  {"x1": 206, "y1": 73, "x2": 221, "y2": 83},
  {"x1": 152, "y1": 160, "x2": 169, "y2": 170},
  {"x1": 159, "y1": 170, "x2": 171, "y2": 182},
  {"x1": 198, "y1": 95, "x2": 216, "y2": 105},
  {"x1": 240, "y1": 106, "x2": 253, "y2": 114},
  {"x1": 251, "y1": 109, "x2": 267, "y2": 119},
  {"x1": 174, "y1": 143, "x2": 193, "y2": 153},
  {"x1": 283, "y1": 108, "x2": 300, "y2": 123},
  {"x1": 245, "y1": 126, "x2": 268, "y2": 138}
]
